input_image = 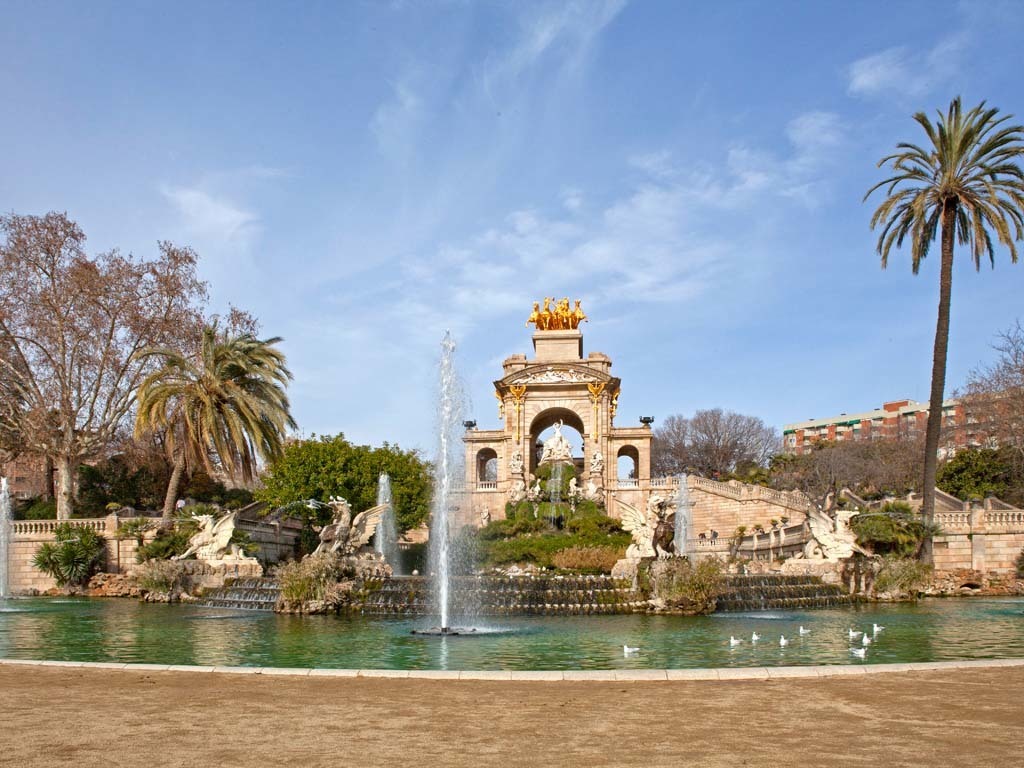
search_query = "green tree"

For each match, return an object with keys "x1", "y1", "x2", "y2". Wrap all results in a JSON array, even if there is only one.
[
  {"x1": 866, "y1": 97, "x2": 1024, "y2": 529},
  {"x1": 134, "y1": 326, "x2": 296, "y2": 523},
  {"x1": 256, "y1": 433, "x2": 432, "y2": 532},
  {"x1": 937, "y1": 447, "x2": 1016, "y2": 503}
]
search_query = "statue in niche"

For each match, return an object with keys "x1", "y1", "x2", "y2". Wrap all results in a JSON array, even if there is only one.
[
  {"x1": 313, "y1": 497, "x2": 387, "y2": 556},
  {"x1": 480, "y1": 508, "x2": 491, "y2": 526},
  {"x1": 509, "y1": 450, "x2": 524, "y2": 475},
  {"x1": 539, "y1": 420, "x2": 573, "y2": 464},
  {"x1": 590, "y1": 449, "x2": 604, "y2": 475}
]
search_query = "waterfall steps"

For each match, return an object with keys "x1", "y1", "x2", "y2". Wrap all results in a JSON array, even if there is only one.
[
  {"x1": 363, "y1": 575, "x2": 645, "y2": 616},
  {"x1": 716, "y1": 574, "x2": 853, "y2": 612},
  {"x1": 199, "y1": 578, "x2": 281, "y2": 610},
  {"x1": 196, "y1": 572, "x2": 852, "y2": 614}
]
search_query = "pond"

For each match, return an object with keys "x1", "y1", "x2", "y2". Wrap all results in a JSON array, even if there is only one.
[{"x1": 1, "y1": 597, "x2": 1022, "y2": 670}]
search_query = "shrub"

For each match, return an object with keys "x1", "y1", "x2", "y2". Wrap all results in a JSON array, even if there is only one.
[
  {"x1": 136, "y1": 524, "x2": 196, "y2": 561},
  {"x1": 136, "y1": 559, "x2": 190, "y2": 594},
  {"x1": 650, "y1": 557, "x2": 723, "y2": 613},
  {"x1": 33, "y1": 523, "x2": 106, "y2": 586},
  {"x1": 277, "y1": 552, "x2": 345, "y2": 604},
  {"x1": 851, "y1": 502, "x2": 941, "y2": 557},
  {"x1": 17, "y1": 498, "x2": 57, "y2": 520},
  {"x1": 116, "y1": 518, "x2": 154, "y2": 547},
  {"x1": 551, "y1": 546, "x2": 622, "y2": 574},
  {"x1": 874, "y1": 555, "x2": 933, "y2": 595},
  {"x1": 1014, "y1": 548, "x2": 1024, "y2": 579}
]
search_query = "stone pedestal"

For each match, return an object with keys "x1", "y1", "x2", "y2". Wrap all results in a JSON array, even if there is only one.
[{"x1": 532, "y1": 330, "x2": 582, "y2": 361}]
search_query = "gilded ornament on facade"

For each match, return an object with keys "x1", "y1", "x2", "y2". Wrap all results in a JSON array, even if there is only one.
[{"x1": 526, "y1": 297, "x2": 588, "y2": 331}]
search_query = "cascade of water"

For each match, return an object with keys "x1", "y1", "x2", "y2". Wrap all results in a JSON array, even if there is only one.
[
  {"x1": 427, "y1": 331, "x2": 465, "y2": 632},
  {"x1": 374, "y1": 472, "x2": 401, "y2": 574},
  {"x1": 673, "y1": 473, "x2": 692, "y2": 557},
  {"x1": 0, "y1": 477, "x2": 11, "y2": 598},
  {"x1": 548, "y1": 463, "x2": 563, "y2": 525}
]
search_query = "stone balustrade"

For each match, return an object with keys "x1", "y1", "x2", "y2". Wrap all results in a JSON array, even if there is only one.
[
  {"x1": 476, "y1": 481, "x2": 498, "y2": 491},
  {"x1": 12, "y1": 517, "x2": 111, "y2": 535},
  {"x1": 616, "y1": 479, "x2": 639, "y2": 489}
]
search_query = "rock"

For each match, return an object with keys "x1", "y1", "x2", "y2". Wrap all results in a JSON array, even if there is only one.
[{"x1": 87, "y1": 572, "x2": 143, "y2": 598}]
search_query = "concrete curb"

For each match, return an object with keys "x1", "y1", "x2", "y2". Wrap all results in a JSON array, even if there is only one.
[{"x1": 3, "y1": 657, "x2": 1023, "y2": 680}]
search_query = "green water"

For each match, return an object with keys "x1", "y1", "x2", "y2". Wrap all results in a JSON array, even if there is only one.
[{"x1": 1, "y1": 597, "x2": 1023, "y2": 670}]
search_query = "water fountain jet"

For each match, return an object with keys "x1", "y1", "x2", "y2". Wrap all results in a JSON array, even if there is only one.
[{"x1": 374, "y1": 472, "x2": 400, "y2": 574}]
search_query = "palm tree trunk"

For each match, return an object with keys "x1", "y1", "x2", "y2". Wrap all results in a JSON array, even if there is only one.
[
  {"x1": 162, "y1": 452, "x2": 185, "y2": 526},
  {"x1": 921, "y1": 201, "x2": 957, "y2": 554}
]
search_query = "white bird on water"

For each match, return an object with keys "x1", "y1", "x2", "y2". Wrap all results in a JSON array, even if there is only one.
[
  {"x1": 730, "y1": 636, "x2": 742, "y2": 647},
  {"x1": 848, "y1": 628, "x2": 863, "y2": 639},
  {"x1": 623, "y1": 645, "x2": 639, "y2": 655},
  {"x1": 779, "y1": 635, "x2": 789, "y2": 647},
  {"x1": 862, "y1": 634, "x2": 872, "y2": 646},
  {"x1": 850, "y1": 647, "x2": 867, "y2": 659},
  {"x1": 873, "y1": 624, "x2": 885, "y2": 635},
  {"x1": 751, "y1": 632, "x2": 761, "y2": 643},
  {"x1": 798, "y1": 626, "x2": 811, "y2": 636}
]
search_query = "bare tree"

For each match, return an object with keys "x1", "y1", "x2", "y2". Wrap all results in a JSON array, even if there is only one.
[
  {"x1": 961, "y1": 320, "x2": 1024, "y2": 466},
  {"x1": 0, "y1": 212, "x2": 207, "y2": 518},
  {"x1": 770, "y1": 438, "x2": 923, "y2": 512},
  {"x1": 652, "y1": 408, "x2": 780, "y2": 478}
]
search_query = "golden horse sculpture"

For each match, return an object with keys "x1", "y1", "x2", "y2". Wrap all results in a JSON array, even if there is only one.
[{"x1": 526, "y1": 298, "x2": 588, "y2": 331}]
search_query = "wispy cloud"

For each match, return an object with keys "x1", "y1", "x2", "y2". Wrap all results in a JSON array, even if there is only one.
[
  {"x1": 847, "y1": 34, "x2": 969, "y2": 99},
  {"x1": 160, "y1": 185, "x2": 257, "y2": 243},
  {"x1": 481, "y1": 0, "x2": 627, "y2": 99},
  {"x1": 370, "y1": 76, "x2": 424, "y2": 162}
]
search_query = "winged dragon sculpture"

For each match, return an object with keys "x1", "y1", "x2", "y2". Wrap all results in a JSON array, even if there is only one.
[
  {"x1": 313, "y1": 497, "x2": 387, "y2": 556},
  {"x1": 173, "y1": 511, "x2": 256, "y2": 563},
  {"x1": 616, "y1": 495, "x2": 676, "y2": 559}
]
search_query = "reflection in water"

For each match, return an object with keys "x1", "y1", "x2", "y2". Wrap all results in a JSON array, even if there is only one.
[{"x1": 0, "y1": 597, "x2": 1022, "y2": 670}]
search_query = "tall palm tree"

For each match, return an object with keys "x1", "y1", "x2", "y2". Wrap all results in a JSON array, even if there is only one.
[
  {"x1": 866, "y1": 97, "x2": 1024, "y2": 534},
  {"x1": 134, "y1": 326, "x2": 297, "y2": 523}
]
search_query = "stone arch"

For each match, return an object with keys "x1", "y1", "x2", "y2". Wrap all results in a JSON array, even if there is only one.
[
  {"x1": 617, "y1": 445, "x2": 639, "y2": 480},
  {"x1": 529, "y1": 407, "x2": 587, "y2": 473},
  {"x1": 476, "y1": 447, "x2": 498, "y2": 483}
]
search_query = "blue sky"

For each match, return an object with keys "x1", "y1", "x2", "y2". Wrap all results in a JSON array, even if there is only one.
[{"x1": 3, "y1": 0, "x2": 1024, "y2": 454}]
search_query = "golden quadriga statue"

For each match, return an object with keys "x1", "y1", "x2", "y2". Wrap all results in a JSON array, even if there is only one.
[{"x1": 526, "y1": 297, "x2": 588, "y2": 331}]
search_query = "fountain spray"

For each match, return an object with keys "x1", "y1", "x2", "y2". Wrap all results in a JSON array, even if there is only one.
[{"x1": 427, "y1": 331, "x2": 465, "y2": 632}]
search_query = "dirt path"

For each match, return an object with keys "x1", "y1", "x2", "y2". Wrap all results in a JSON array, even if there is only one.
[{"x1": 2, "y1": 665, "x2": 1018, "y2": 767}]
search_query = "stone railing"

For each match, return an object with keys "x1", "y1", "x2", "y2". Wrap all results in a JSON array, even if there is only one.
[
  {"x1": 476, "y1": 481, "x2": 498, "y2": 491},
  {"x1": 616, "y1": 479, "x2": 639, "y2": 489},
  {"x1": 933, "y1": 511, "x2": 971, "y2": 529},
  {"x1": 12, "y1": 517, "x2": 109, "y2": 536},
  {"x1": 684, "y1": 475, "x2": 813, "y2": 515},
  {"x1": 985, "y1": 510, "x2": 1024, "y2": 529},
  {"x1": 649, "y1": 477, "x2": 681, "y2": 489}
]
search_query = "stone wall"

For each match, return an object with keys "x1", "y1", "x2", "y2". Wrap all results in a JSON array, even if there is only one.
[
  {"x1": 930, "y1": 508, "x2": 1024, "y2": 574},
  {"x1": 6, "y1": 509, "x2": 304, "y2": 595},
  {"x1": 8, "y1": 516, "x2": 143, "y2": 593}
]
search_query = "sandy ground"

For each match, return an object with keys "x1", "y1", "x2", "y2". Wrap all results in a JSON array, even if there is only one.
[{"x1": 1, "y1": 665, "x2": 1019, "y2": 767}]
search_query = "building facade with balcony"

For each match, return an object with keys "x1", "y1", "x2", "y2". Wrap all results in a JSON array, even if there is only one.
[{"x1": 782, "y1": 398, "x2": 974, "y2": 455}]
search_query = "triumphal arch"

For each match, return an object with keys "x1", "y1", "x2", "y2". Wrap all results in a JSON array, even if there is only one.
[{"x1": 463, "y1": 298, "x2": 652, "y2": 524}]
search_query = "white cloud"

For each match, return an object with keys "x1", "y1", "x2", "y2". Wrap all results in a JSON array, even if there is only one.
[
  {"x1": 847, "y1": 34, "x2": 969, "y2": 99},
  {"x1": 481, "y1": 0, "x2": 627, "y2": 98},
  {"x1": 160, "y1": 185, "x2": 257, "y2": 243}
]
